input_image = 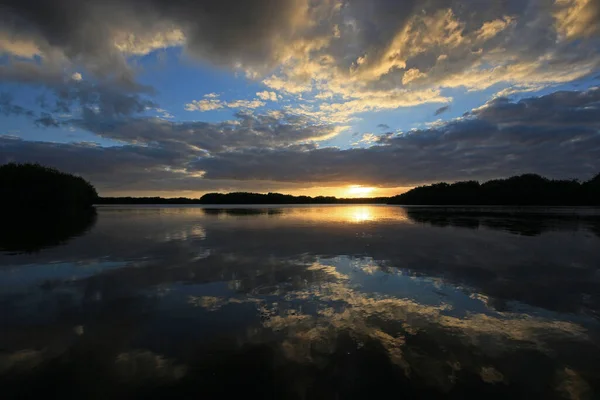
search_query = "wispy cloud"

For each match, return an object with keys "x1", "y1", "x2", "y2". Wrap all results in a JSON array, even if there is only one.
[
  {"x1": 185, "y1": 94, "x2": 265, "y2": 112},
  {"x1": 434, "y1": 105, "x2": 450, "y2": 116}
]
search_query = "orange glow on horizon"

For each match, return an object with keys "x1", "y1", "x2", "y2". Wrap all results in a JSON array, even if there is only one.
[
  {"x1": 346, "y1": 185, "x2": 375, "y2": 197},
  {"x1": 101, "y1": 186, "x2": 413, "y2": 199}
]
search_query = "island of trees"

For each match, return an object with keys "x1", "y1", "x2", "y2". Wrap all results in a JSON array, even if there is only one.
[
  {"x1": 389, "y1": 173, "x2": 600, "y2": 206},
  {"x1": 0, "y1": 163, "x2": 98, "y2": 253},
  {"x1": 0, "y1": 163, "x2": 98, "y2": 209}
]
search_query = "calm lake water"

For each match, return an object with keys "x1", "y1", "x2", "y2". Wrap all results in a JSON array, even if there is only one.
[{"x1": 1, "y1": 205, "x2": 599, "y2": 399}]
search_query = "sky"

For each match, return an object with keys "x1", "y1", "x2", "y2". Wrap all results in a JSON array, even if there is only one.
[{"x1": 1, "y1": 0, "x2": 600, "y2": 198}]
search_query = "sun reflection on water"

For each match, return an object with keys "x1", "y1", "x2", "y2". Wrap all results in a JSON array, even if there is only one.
[
  {"x1": 348, "y1": 206, "x2": 374, "y2": 222},
  {"x1": 285, "y1": 205, "x2": 411, "y2": 224}
]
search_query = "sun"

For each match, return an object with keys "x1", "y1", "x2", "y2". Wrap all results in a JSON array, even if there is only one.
[{"x1": 346, "y1": 185, "x2": 375, "y2": 197}]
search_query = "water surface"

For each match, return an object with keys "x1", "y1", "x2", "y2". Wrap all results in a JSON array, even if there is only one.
[{"x1": 1, "y1": 205, "x2": 599, "y2": 399}]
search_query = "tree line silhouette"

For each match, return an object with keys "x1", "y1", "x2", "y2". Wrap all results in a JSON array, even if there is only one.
[
  {"x1": 99, "y1": 196, "x2": 204, "y2": 205},
  {"x1": 2, "y1": 163, "x2": 598, "y2": 206},
  {"x1": 198, "y1": 192, "x2": 389, "y2": 204},
  {"x1": 389, "y1": 173, "x2": 600, "y2": 205},
  {"x1": 101, "y1": 175, "x2": 600, "y2": 205},
  {"x1": 98, "y1": 193, "x2": 389, "y2": 204}
]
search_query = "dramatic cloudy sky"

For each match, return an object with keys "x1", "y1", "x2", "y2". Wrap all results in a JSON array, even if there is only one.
[{"x1": 1, "y1": 0, "x2": 599, "y2": 197}]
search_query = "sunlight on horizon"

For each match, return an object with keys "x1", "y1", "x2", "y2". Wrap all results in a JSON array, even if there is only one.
[
  {"x1": 346, "y1": 185, "x2": 376, "y2": 197},
  {"x1": 101, "y1": 186, "x2": 413, "y2": 199}
]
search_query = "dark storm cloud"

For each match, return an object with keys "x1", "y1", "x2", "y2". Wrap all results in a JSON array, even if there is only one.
[
  {"x1": 192, "y1": 88, "x2": 600, "y2": 185},
  {"x1": 0, "y1": 93, "x2": 34, "y2": 117},
  {"x1": 434, "y1": 105, "x2": 450, "y2": 116},
  {"x1": 471, "y1": 88, "x2": 600, "y2": 127},
  {"x1": 0, "y1": 62, "x2": 154, "y2": 117},
  {"x1": 554, "y1": 0, "x2": 600, "y2": 38},
  {"x1": 0, "y1": 136, "x2": 188, "y2": 190},
  {"x1": 377, "y1": 124, "x2": 390, "y2": 130},
  {"x1": 1, "y1": 0, "x2": 599, "y2": 89},
  {"x1": 0, "y1": 0, "x2": 305, "y2": 120},
  {"x1": 0, "y1": 0, "x2": 316, "y2": 73},
  {"x1": 1, "y1": 92, "x2": 65, "y2": 125},
  {"x1": 34, "y1": 112, "x2": 59, "y2": 127}
]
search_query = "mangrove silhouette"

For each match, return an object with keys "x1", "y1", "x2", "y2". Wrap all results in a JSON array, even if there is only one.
[
  {"x1": 0, "y1": 163, "x2": 98, "y2": 253},
  {"x1": 390, "y1": 173, "x2": 600, "y2": 205},
  {"x1": 0, "y1": 163, "x2": 97, "y2": 209}
]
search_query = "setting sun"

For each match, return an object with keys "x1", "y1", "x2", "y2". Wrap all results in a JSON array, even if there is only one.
[{"x1": 346, "y1": 185, "x2": 375, "y2": 197}]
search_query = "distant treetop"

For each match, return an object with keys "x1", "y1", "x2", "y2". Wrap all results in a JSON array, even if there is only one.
[
  {"x1": 198, "y1": 192, "x2": 388, "y2": 205},
  {"x1": 96, "y1": 192, "x2": 389, "y2": 205}
]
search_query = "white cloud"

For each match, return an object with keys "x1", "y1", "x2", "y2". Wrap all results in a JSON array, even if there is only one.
[
  {"x1": 185, "y1": 93, "x2": 266, "y2": 112},
  {"x1": 184, "y1": 99, "x2": 224, "y2": 112},
  {"x1": 352, "y1": 133, "x2": 379, "y2": 146},
  {"x1": 256, "y1": 91, "x2": 278, "y2": 101},
  {"x1": 155, "y1": 108, "x2": 174, "y2": 119},
  {"x1": 555, "y1": 0, "x2": 600, "y2": 39},
  {"x1": 262, "y1": 75, "x2": 312, "y2": 94},
  {"x1": 0, "y1": 35, "x2": 40, "y2": 58},
  {"x1": 113, "y1": 29, "x2": 185, "y2": 55},
  {"x1": 226, "y1": 99, "x2": 266, "y2": 109}
]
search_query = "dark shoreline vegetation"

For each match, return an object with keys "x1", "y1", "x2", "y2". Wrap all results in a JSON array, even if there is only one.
[
  {"x1": 0, "y1": 163, "x2": 98, "y2": 253},
  {"x1": 97, "y1": 193, "x2": 390, "y2": 205},
  {"x1": 1, "y1": 163, "x2": 599, "y2": 206},
  {"x1": 0, "y1": 163, "x2": 97, "y2": 209},
  {"x1": 98, "y1": 173, "x2": 600, "y2": 206},
  {"x1": 389, "y1": 173, "x2": 600, "y2": 206}
]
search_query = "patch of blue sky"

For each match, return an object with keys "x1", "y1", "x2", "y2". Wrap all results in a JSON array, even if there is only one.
[
  {"x1": 322, "y1": 84, "x2": 511, "y2": 150},
  {"x1": 135, "y1": 48, "x2": 281, "y2": 123}
]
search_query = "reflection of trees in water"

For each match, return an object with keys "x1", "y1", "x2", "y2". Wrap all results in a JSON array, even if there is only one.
[
  {"x1": 588, "y1": 221, "x2": 600, "y2": 239},
  {"x1": 0, "y1": 209, "x2": 97, "y2": 254},
  {"x1": 202, "y1": 208, "x2": 283, "y2": 217},
  {"x1": 405, "y1": 208, "x2": 600, "y2": 238}
]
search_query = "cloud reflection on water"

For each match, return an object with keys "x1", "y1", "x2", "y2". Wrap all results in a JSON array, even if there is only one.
[{"x1": 0, "y1": 206, "x2": 599, "y2": 398}]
